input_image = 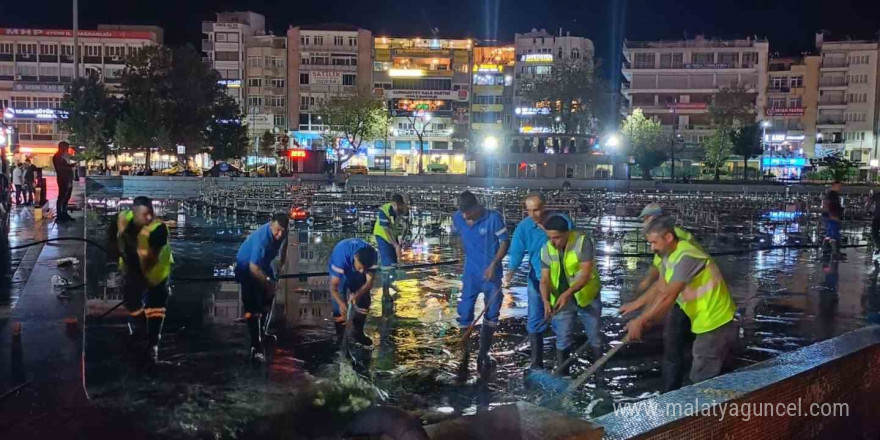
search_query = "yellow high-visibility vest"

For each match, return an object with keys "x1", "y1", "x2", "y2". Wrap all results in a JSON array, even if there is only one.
[
  {"x1": 118, "y1": 211, "x2": 173, "y2": 287},
  {"x1": 544, "y1": 231, "x2": 601, "y2": 307},
  {"x1": 663, "y1": 240, "x2": 735, "y2": 334}
]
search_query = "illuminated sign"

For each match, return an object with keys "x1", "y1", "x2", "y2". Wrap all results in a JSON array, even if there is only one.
[
  {"x1": 388, "y1": 69, "x2": 425, "y2": 77},
  {"x1": 762, "y1": 157, "x2": 806, "y2": 167},
  {"x1": 520, "y1": 54, "x2": 553, "y2": 63},
  {"x1": 310, "y1": 71, "x2": 343, "y2": 85},
  {"x1": 395, "y1": 99, "x2": 449, "y2": 113},
  {"x1": 786, "y1": 135, "x2": 806, "y2": 141},
  {"x1": 475, "y1": 64, "x2": 501, "y2": 72},
  {"x1": 387, "y1": 89, "x2": 469, "y2": 102},
  {"x1": 0, "y1": 28, "x2": 156, "y2": 39},
  {"x1": 217, "y1": 79, "x2": 241, "y2": 88},
  {"x1": 668, "y1": 102, "x2": 708, "y2": 110},
  {"x1": 519, "y1": 126, "x2": 552, "y2": 134},
  {"x1": 514, "y1": 107, "x2": 551, "y2": 116},
  {"x1": 288, "y1": 149, "x2": 307, "y2": 159},
  {"x1": 13, "y1": 83, "x2": 66, "y2": 93},
  {"x1": 3, "y1": 108, "x2": 64, "y2": 119},
  {"x1": 765, "y1": 107, "x2": 805, "y2": 117},
  {"x1": 764, "y1": 133, "x2": 787, "y2": 143}
]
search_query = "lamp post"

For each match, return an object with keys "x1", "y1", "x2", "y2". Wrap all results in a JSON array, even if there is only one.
[
  {"x1": 760, "y1": 120, "x2": 771, "y2": 177},
  {"x1": 668, "y1": 101, "x2": 677, "y2": 181}
]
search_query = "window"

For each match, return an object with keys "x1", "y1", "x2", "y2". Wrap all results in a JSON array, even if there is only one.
[
  {"x1": 692, "y1": 52, "x2": 714, "y2": 64},
  {"x1": 0, "y1": 64, "x2": 13, "y2": 77},
  {"x1": 215, "y1": 33, "x2": 227, "y2": 42},
  {"x1": 17, "y1": 43, "x2": 37, "y2": 55},
  {"x1": 60, "y1": 45, "x2": 73, "y2": 56},
  {"x1": 271, "y1": 96, "x2": 285, "y2": 107},
  {"x1": 248, "y1": 78, "x2": 262, "y2": 87},
  {"x1": 248, "y1": 56, "x2": 262, "y2": 67},
  {"x1": 742, "y1": 52, "x2": 758, "y2": 68},
  {"x1": 342, "y1": 74, "x2": 356, "y2": 86},
  {"x1": 85, "y1": 45, "x2": 101, "y2": 57},
  {"x1": 769, "y1": 97, "x2": 785, "y2": 108},
  {"x1": 314, "y1": 36, "x2": 323, "y2": 45},
  {"x1": 274, "y1": 114, "x2": 286, "y2": 127},
  {"x1": 771, "y1": 77, "x2": 786, "y2": 89},
  {"x1": 789, "y1": 76, "x2": 803, "y2": 87},
  {"x1": 215, "y1": 51, "x2": 239, "y2": 61},
  {"x1": 348, "y1": 37, "x2": 357, "y2": 47},
  {"x1": 557, "y1": 47, "x2": 563, "y2": 59},
  {"x1": 247, "y1": 96, "x2": 262, "y2": 107},
  {"x1": 535, "y1": 65, "x2": 552, "y2": 75},
  {"x1": 311, "y1": 54, "x2": 329, "y2": 65},
  {"x1": 105, "y1": 46, "x2": 125, "y2": 58},
  {"x1": 633, "y1": 53, "x2": 655, "y2": 69},
  {"x1": 301, "y1": 36, "x2": 310, "y2": 46},
  {"x1": 334, "y1": 36, "x2": 343, "y2": 46},
  {"x1": 391, "y1": 78, "x2": 451, "y2": 90},
  {"x1": 39, "y1": 44, "x2": 58, "y2": 56},
  {"x1": 789, "y1": 97, "x2": 801, "y2": 108},
  {"x1": 39, "y1": 65, "x2": 58, "y2": 77},
  {"x1": 271, "y1": 78, "x2": 285, "y2": 88},
  {"x1": 0, "y1": 43, "x2": 12, "y2": 54},
  {"x1": 270, "y1": 57, "x2": 285, "y2": 68},
  {"x1": 299, "y1": 73, "x2": 309, "y2": 85},
  {"x1": 718, "y1": 52, "x2": 738, "y2": 65},
  {"x1": 300, "y1": 96, "x2": 315, "y2": 109}
]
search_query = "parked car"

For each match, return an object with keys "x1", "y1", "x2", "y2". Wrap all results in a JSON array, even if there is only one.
[{"x1": 345, "y1": 165, "x2": 369, "y2": 175}]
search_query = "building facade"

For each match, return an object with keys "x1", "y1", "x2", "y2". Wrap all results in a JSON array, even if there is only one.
[
  {"x1": 243, "y1": 34, "x2": 287, "y2": 146},
  {"x1": 814, "y1": 33, "x2": 880, "y2": 174},
  {"x1": 373, "y1": 36, "x2": 472, "y2": 174},
  {"x1": 512, "y1": 29, "x2": 595, "y2": 154},
  {"x1": 763, "y1": 56, "x2": 820, "y2": 179},
  {"x1": 470, "y1": 45, "x2": 515, "y2": 152},
  {"x1": 202, "y1": 11, "x2": 266, "y2": 109},
  {"x1": 622, "y1": 35, "x2": 769, "y2": 161},
  {"x1": 287, "y1": 24, "x2": 372, "y2": 157},
  {"x1": 0, "y1": 25, "x2": 162, "y2": 167}
]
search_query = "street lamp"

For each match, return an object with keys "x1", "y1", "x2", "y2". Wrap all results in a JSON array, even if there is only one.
[
  {"x1": 483, "y1": 135, "x2": 499, "y2": 152},
  {"x1": 760, "y1": 120, "x2": 771, "y2": 176},
  {"x1": 606, "y1": 134, "x2": 621, "y2": 149}
]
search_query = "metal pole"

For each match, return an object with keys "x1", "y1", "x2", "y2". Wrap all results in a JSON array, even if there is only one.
[
  {"x1": 761, "y1": 123, "x2": 767, "y2": 177},
  {"x1": 385, "y1": 102, "x2": 390, "y2": 176},
  {"x1": 73, "y1": 0, "x2": 79, "y2": 80},
  {"x1": 670, "y1": 106, "x2": 676, "y2": 181}
]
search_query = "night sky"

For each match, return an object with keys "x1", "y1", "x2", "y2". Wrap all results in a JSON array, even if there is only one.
[{"x1": 2, "y1": 0, "x2": 879, "y2": 78}]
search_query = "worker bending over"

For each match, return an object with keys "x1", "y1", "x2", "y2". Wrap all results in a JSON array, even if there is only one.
[
  {"x1": 329, "y1": 238, "x2": 379, "y2": 347},
  {"x1": 373, "y1": 194, "x2": 408, "y2": 299}
]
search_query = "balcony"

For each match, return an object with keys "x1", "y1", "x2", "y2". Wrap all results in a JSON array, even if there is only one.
[
  {"x1": 819, "y1": 79, "x2": 847, "y2": 87},
  {"x1": 818, "y1": 98, "x2": 847, "y2": 106},
  {"x1": 767, "y1": 86, "x2": 791, "y2": 93},
  {"x1": 817, "y1": 117, "x2": 845, "y2": 125},
  {"x1": 40, "y1": 55, "x2": 59, "y2": 63},
  {"x1": 821, "y1": 60, "x2": 848, "y2": 68},
  {"x1": 202, "y1": 40, "x2": 214, "y2": 52},
  {"x1": 104, "y1": 56, "x2": 126, "y2": 65}
]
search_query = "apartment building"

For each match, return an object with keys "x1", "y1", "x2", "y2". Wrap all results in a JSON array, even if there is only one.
[
  {"x1": 287, "y1": 24, "x2": 372, "y2": 153},
  {"x1": 0, "y1": 25, "x2": 163, "y2": 166},
  {"x1": 244, "y1": 34, "x2": 287, "y2": 142},
  {"x1": 814, "y1": 33, "x2": 880, "y2": 173},
  {"x1": 470, "y1": 45, "x2": 515, "y2": 151},
  {"x1": 622, "y1": 35, "x2": 769, "y2": 160},
  {"x1": 202, "y1": 11, "x2": 266, "y2": 107},
  {"x1": 373, "y1": 36, "x2": 472, "y2": 174},
  {"x1": 763, "y1": 56, "x2": 820, "y2": 179}
]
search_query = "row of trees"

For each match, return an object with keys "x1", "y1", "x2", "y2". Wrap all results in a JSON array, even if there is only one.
[
  {"x1": 620, "y1": 85, "x2": 764, "y2": 180},
  {"x1": 61, "y1": 44, "x2": 250, "y2": 168}
]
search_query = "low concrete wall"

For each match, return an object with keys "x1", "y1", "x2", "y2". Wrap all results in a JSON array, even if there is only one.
[{"x1": 597, "y1": 325, "x2": 880, "y2": 439}]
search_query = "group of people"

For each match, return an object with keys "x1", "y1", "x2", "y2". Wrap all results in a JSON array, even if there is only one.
[
  {"x1": 11, "y1": 159, "x2": 37, "y2": 206},
  {"x1": 110, "y1": 188, "x2": 739, "y2": 391}
]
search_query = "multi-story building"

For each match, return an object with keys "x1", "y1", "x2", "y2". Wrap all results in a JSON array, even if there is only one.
[
  {"x1": 287, "y1": 24, "x2": 372, "y2": 155},
  {"x1": 621, "y1": 35, "x2": 769, "y2": 161},
  {"x1": 763, "y1": 56, "x2": 820, "y2": 179},
  {"x1": 511, "y1": 28, "x2": 595, "y2": 153},
  {"x1": 244, "y1": 33, "x2": 287, "y2": 144},
  {"x1": 202, "y1": 11, "x2": 266, "y2": 107},
  {"x1": 0, "y1": 25, "x2": 163, "y2": 166},
  {"x1": 814, "y1": 33, "x2": 880, "y2": 175},
  {"x1": 373, "y1": 36, "x2": 472, "y2": 174},
  {"x1": 470, "y1": 45, "x2": 515, "y2": 152}
]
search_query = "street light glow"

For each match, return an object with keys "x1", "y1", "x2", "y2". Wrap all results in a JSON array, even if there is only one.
[
  {"x1": 761, "y1": 121, "x2": 771, "y2": 128},
  {"x1": 606, "y1": 134, "x2": 621, "y2": 148},
  {"x1": 483, "y1": 136, "x2": 499, "y2": 151}
]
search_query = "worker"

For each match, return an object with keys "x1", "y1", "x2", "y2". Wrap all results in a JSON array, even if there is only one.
[
  {"x1": 822, "y1": 181, "x2": 844, "y2": 259},
  {"x1": 865, "y1": 189, "x2": 880, "y2": 259},
  {"x1": 328, "y1": 238, "x2": 379, "y2": 348},
  {"x1": 539, "y1": 215, "x2": 602, "y2": 376},
  {"x1": 504, "y1": 194, "x2": 573, "y2": 373},
  {"x1": 53, "y1": 141, "x2": 76, "y2": 222},
  {"x1": 234, "y1": 213, "x2": 289, "y2": 362},
  {"x1": 625, "y1": 217, "x2": 738, "y2": 387},
  {"x1": 12, "y1": 162, "x2": 24, "y2": 205},
  {"x1": 452, "y1": 191, "x2": 509, "y2": 376},
  {"x1": 373, "y1": 194, "x2": 407, "y2": 300},
  {"x1": 114, "y1": 196, "x2": 174, "y2": 364},
  {"x1": 620, "y1": 203, "x2": 700, "y2": 390}
]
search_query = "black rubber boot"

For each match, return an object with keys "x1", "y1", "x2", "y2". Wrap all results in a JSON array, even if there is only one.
[
  {"x1": 351, "y1": 312, "x2": 373, "y2": 347},
  {"x1": 247, "y1": 316, "x2": 264, "y2": 362},
  {"x1": 476, "y1": 325, "x2": 496, "y2": 379},
  {"x1": 146, "y1": 317, "x2": 164, "y2": 364},
  {"x1": 334, "y1": 321, "x2": 346, "y2": 346},
  {"x1": 556, "y1": 346, "x2": 573, "y2": 377},
  {"x1": 529, "y1": 333, "x2": 544, "y2": 371}
]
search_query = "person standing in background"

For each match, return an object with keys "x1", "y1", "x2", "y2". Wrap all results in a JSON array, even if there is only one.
[
  {"x1": 23, "y1": 158, "x2": 36, "y2": 206},
  {"x1": 822, "y1": 181, "x2": 844, "y2": 259},
  {"x1": 52, "y1": 141, "x2": 76, "y2": 222},
  {"x1": 12, "y1": 162, "x2": 24, "y2": 205}
]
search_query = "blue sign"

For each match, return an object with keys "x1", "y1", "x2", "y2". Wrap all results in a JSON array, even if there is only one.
[{"x1": 762, "y1": 157, "x2": 806, "y2": 167}]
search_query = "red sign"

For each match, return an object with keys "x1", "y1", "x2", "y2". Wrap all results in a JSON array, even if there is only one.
[
  {"x1": 287, "y1": 149, "x2": 307, "y2": 159},
  {"x1": 668, "y1": 102, "x2": 708, "y2": 110},
  {"x1": 0, "y1": 28, "x2": 156, "y2": 40},
  {"x1": 765, "y1": 107, "x2": 805, "y2": 117}
]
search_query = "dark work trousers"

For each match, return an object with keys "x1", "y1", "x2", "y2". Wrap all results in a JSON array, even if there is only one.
[
  {"x1": 872, "y1": 217, "x2": 880, "y2": 249},
  {"x1": 124, "y1": 276, "x2": 171, "y2": 348},
  {"x1": 662, "y1": 303, "x2": 695, "y2": 392},
  {"x1": 14, "y1": 184, "x2": 23, "y2": 204},
  {"x1": 56, "y1": 179, "x2": 73, "y2": 215},
  {"x1": 237, "y1": 271, "x2": 275, "y2": 349}
]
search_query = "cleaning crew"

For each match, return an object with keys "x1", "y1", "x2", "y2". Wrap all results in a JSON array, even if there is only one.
[
  {"x1": 328, "y1": 238, "x2": 379, "y2": 348},
  {"x1": 539, "y1": 215, "x2": 602, "y2": 376},
  {"x1": 504, "y1": 194, "x2": 573, "y2": 373},
  {"x1": 625, "y1": 216, "x2": 738, "y2": 386},
  {"x1": 373, "y1": 194, "x2": 407, "y2": 300},
  {"x1": 114, "y1": 196, "x2": 174, "y2": 364},
  {"x1": 452, "y1": 191, "x2": 509, "y2": 376},
  {"x1": 620, "y1": 203, "x2": 701, "y2": 391},
  {"x1": 822, "y1": 181, "x2": 845, "y2": 259},
  {"x1": 234, "y1": 213, "x2": 289, "y2": 362}
]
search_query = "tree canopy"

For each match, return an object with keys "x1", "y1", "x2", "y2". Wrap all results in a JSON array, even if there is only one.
[
  {"x1": 517, "y1": 59, "x2": 598, "y2": 136},
  {"x1": 620, "y1": 109, "x2": 666, "y2": 179},
  {"x1": 60, "y1": 74, "x2": 118, "y2": 164},
  {"x1": 317, "y1": 88, "x2": 388, "y2": 169}
]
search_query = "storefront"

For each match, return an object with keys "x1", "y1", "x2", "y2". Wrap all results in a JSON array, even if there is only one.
[{"x1": 762, "y1": 156, "x2": 806, "y2": 180}]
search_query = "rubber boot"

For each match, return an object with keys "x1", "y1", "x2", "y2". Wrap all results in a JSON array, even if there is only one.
[
  {"x1": 590, "y1": 345, "x2": 604, "y2": 385},
  {"x1": 146, "y1": 317, "x2": 164, "y2": 364},
  {"x1": 351, "y1": 312, "x2": 373, "y2": 347},
  {"x1": 334, "y1": 321, "x2": 346, "y2": 346},
  {"x1": 476, "y1": 325, "x2": 495, "y2": 379},
  {"x1": 528, "y1": 333, "x2": 544, "y2": 371},
  {"x1": 556, "y1": 346, "x2": 573, "y2": 377},
  {"x1": 247, "y1": 316, "x2": 265, "y2": 362},
  {"x1": 261, "y1": 314, "x2": 276, "y2": 343}
]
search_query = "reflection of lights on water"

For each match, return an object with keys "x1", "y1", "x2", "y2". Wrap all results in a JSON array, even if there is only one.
[
  {"x1": 603, "y1": 245, "x2": 613, "y2": 253},
  {"x1": 767, "y1": 211, "x2": 801, "y2": 221},
  {"x1": 435, "y1": 406, "x2": 455, "y2": 414}
]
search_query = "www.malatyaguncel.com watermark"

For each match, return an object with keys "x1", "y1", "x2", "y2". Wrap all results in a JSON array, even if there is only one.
[{"x1": 612, "y1": 398, "x2": 849, "y2": 422}]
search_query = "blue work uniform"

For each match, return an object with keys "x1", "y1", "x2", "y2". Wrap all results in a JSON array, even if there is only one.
[
  {"x1": 328, "y1": 238, "x2": 378, "y2": 317},
  {"x1": 507, "y1": 213, "x2": 573, "y2": 334},
  {"x1": 452, "y1": 209, "x2": 509, "y2": 328},
  {"x1": 234, "y1": 222, "x2": 285, "y2": 314}
]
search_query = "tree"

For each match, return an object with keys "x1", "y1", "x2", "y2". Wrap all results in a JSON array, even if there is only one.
[
  {"x1": 729, "y1": 123, "x2": 763, "y2": 180},
  {"x1": 166, "y1": 44, "x2": 225, "y2": 155},
  {"x1": 259, "y1": 130, "x2": 276, "y2": 157},
  {"x1": 703, "y1": 129, "x2": 733, "y2": 181},
  {"x1": 518, "y1": 59, "x2": 599, "y2": 147},
  {"x1": 404, "y1": 114, "x2": 432, "y2": 174},
  {"x1": 706, "y1": 84, "x2": 756, "y2": 181},
  {"x1": 60, "y1": 74, "x2": 118, "y2": 167},
  {"x1": 815, "y1": 151, "x2": 857, "y2": 182},
  {"x1": 206, "y1": 94, "x2": 249, "y2": 162},
  {"x1": 317, "y1": 88, "x2": 388, "y2": 171},
  {"x1": 118, "y1": 45, "x2": 174, "y2": 168},
  {"x1": 620, "y1": 109, "x2": 666, "y2": 179}
]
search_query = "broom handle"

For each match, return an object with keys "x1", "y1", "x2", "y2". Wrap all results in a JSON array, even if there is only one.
[{"x1": 563, "y1": 334, "x2": 630, "y2": 396}]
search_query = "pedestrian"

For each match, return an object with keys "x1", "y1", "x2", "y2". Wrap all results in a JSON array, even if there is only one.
[
  {"x1": 12, "y1": 162, "x2": 24, "y2": 205},
  {"x1": 866, "y1": 190, "x2": 880, "y2": 259},
  {"x1": 113, "y1": 196, "x2": 174, "y2": 364},
  {"x1": 23, "y1": 158, "x2": 36, "y2": 205},
  {"x1": 373, "y1": 194, "x2": 407, "y2": 301},
  {"x1": 504, "y1": 194, "x2": 573, "y2": 373},
  {"x1": 234, "y1": 213, "x2": 289, "y2": 362},
  {"x1": 822, "y1": 181, "x2": 844, "y2": 258},
  {"x1": 539, "y1": 215, "x2": 602, "y2": 376},
  {"x1": 624, "y1": 216, "x2": 738, "y2": 387},
  {"x1": 619, "y1": 203, "x2": 700, "y2": 391},
  {"x1": 328, "y1": 238, "x2": 379, "y2": 348},
  {"x1": 452, "y1": 191, "x2": 509, "y2": 376},
  {"x1": 52, "y1": 141, "x2": 76, "y2": 222}
]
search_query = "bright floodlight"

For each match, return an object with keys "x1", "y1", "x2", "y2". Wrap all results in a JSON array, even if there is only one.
[
  {"x1": 761, "y1": 121, "x2": 771, "y2": 128},
  {"x1": 606, "y1": 134, "x2": 621, "y2": 148},
  {"x1": 483, "y1": 136, "x2": 499, "y2": 151},
  {"x1": 424, "y1": 113, "x2": 432, "y2": 122}
]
